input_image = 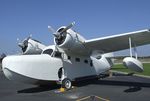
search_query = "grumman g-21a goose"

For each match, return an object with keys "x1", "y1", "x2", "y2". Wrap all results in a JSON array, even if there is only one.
[{"x1": 2, "y1": 22, "x2": 150, "y2": 89}]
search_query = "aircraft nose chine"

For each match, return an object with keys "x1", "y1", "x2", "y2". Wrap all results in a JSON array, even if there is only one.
[
  {"x1": 2, "y1": 56, "x2": 13, "y2": 70},
  {"x1": 2, "y1": 57, "x2": 12, "y2": 79},
  {"x1": 2, "y1": 56, "x2": 9, "y2": 70},
  {"x1": 2, "y1": 57, "x2": 11, "y2": 80},
  {"x1": 2, "y1": 56, "x2": 20, "y2": 80}
]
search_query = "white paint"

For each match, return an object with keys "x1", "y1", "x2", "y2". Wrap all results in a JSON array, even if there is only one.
[
  {"x1": 123, "y1": 57, "x2": 143, "y2": 72},
  {"x1": 2, "y1": 24, "x2": 150, "y2": 86}
]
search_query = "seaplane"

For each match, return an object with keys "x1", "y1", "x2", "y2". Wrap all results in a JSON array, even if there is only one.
[{"x1": 2, "y1": 22, "x2": 150, "y2": 89}]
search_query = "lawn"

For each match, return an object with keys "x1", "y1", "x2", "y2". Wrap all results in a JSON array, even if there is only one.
[{"x1": 112, "y1": 63, "x2": 150, "y2": 76}]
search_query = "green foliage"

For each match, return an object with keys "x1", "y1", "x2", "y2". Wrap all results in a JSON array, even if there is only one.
[{"x1": 112, "y1": 63, "x2": 150, "y2": 76}]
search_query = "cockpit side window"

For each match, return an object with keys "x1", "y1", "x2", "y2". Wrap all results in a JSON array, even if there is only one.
[
  {"x1": 43, "y1": 49, "x2": 53, "y2": 56},
  {"x1": 53, "y1": 51, "x2": 62, "y2": 58}
]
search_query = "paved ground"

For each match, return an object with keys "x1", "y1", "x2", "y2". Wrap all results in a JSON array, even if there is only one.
[{"x1": 0, "y1": 71, "x2": 150, "y2": 101}]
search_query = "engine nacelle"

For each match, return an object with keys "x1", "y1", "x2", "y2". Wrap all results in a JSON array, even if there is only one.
[
  {"x1": 54, "y1": 27, "x2": 86, "y2": 52},
  {"x1": 19, "y1": 38, "x2": 46, "y2": 55},
  {"x1": 123, "y1": 57, "x2": 143, "y2": 72}
]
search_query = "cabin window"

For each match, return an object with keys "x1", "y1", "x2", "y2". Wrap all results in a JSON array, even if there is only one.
[
  {"x1": 75, "y1": 58, "x2": 80, "y2": 62},
  {"x1": 90, "y1": 60, "x2": 93, "y2": 67},
  {"x1": 96, "y1": 56, "x2": 102, "y2": 59},
  {"x1": 68, "y1": 56, "x2": 71, "y2": 60},
  {"x1": 53, "y1": 51, "x2": 62, "y2": 58},
  {"x1": 42, "y1": 49, "x2": 53, "y2": 55},
  {"x1": 84, "y1": 59, "x2": 88, "y2": 64}
]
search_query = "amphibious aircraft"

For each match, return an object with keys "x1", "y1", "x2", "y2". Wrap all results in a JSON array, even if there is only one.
[{"x1": 2, "y1": 22, "x2": 150, "y2": 89}]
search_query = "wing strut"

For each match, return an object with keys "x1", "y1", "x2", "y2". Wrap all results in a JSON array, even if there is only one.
[
  {"x1": 128, "y1": 37, "x2": 138, "y2": 59},
  {"x1": 129, "y1": 37, "x2": 132, "y2": 57}
]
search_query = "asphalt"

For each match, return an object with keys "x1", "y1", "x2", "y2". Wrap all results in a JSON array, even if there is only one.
[{"x1": 0, "y1": 70, "x2": 150, "y2": 101}]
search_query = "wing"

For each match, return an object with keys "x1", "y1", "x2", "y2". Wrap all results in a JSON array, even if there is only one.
[{"x1": 84, "y1": 29, "x2": 150, "y2": 53}]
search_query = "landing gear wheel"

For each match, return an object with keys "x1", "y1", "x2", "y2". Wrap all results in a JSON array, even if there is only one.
[{"x1": 62, "y1": 78, "x2": 72, "y2": 90}]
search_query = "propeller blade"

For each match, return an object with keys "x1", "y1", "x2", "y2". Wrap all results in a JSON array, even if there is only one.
[
  {"x1": 48, "y1": 26, "x2": 59, "y2": 37},
  {"x1": 24, "y1": 38, "x2": 29, "y2": 46},
  {"x1": 48, "y1": 22, "x2": 75, "y2": 38},
  {"x1": 59, "y1": 22, "x2": 75, "y2": 34},
  {"x1": 29, "y1": 34, "x2": 32, "y2": 38},
  {"x1": 18, "y1": 42, "x2": 24, "y2": 48},
  {"x1": 48, "y1": 26, "x2": 55, "y2": 34},
  {"x1": 18, "y1": 37, "x2": 30, "y2": 48},
  {"x1": 53, "y1": 33, "x2": 59, "y2": 38},
  {"x1": 26, "y1": 33, "x2": 32, "y2": 41}
]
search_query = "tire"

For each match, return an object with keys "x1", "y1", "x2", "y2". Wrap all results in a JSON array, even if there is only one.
[{"x1": 62, "y1": 78, "x2": 72, "y2": 89}]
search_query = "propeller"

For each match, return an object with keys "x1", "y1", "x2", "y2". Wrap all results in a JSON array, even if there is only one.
[
  {"x1": 48, "y1": 22, "x2": 75, "y2": 45},
  {"x1": 17, "y1": 34, "x2": 32, "y2": 52},
  {"x1": 48, "y1": 22, "x2": 75, "y2": 38}
]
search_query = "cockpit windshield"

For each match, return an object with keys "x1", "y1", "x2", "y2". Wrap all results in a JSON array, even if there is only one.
[{"x1": 42, "y1": 49, "x2": 53, "y2": 56}]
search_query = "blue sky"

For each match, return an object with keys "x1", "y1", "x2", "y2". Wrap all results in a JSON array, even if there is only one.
[{"x1": 0, "y1": 0, "x2": 150, "y2": 56}]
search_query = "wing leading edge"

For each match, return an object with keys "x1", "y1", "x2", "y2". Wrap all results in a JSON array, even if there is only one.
[{"x1": 84, "y1": 29, "x2": 150, "y2": 53}]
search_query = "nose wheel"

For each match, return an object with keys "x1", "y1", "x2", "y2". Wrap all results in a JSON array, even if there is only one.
[{"x1": 62, "y1": 78, "x2": 72, "y2": 90}]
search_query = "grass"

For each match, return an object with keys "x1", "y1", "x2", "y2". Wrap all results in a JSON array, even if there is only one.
[{"x1": 112, "y1": 63, "x2": 150, "y2": 76}]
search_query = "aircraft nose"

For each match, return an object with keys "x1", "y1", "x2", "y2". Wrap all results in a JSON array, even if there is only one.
[
  {"x1": 2, "y1": 56, "x2": 9, "y2": 70},
  {"x1": 2, "y1": 56, "x2": 13, "y2": 70},
  {"x1": 2, "y1": 56, "x2": 18, "y2": 80}
]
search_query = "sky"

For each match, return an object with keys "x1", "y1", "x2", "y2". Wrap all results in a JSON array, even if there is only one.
[{"x1": 0, "y1": 0, "x2": 150, "y2": 56}]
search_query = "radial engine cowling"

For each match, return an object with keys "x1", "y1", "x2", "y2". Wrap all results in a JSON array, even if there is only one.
[
  {"x1": 18, "y1": 38, "x2": 46, "y2": 55},
  {"x1": 123, "y1": 57, "x2": 144, "y2": 72},
  {"x1": 54, "y1": 27, "x2": 85, "y2": 51}
]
